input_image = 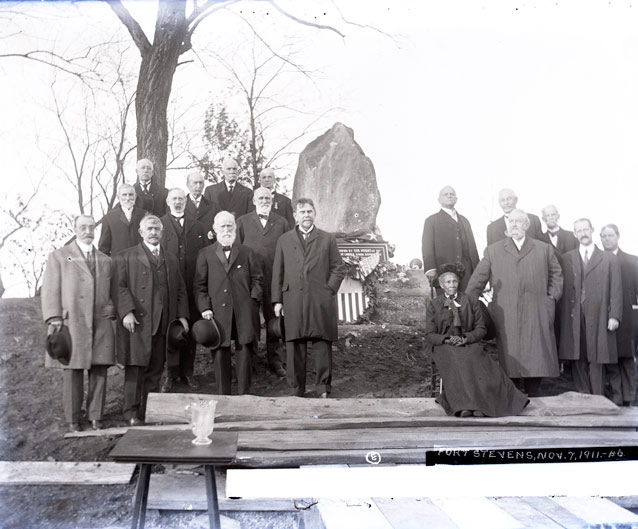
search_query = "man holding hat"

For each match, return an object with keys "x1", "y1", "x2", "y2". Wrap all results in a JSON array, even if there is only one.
[
  {"x1": 41, "y1": 214, "x2": 116, "y2": 432},
  {"x1": 237, "y1": 186, "x2": 290, "y2": 378},
  {"x1": 116, "y1": 215, "x2": 189, "y2": 424},
  {"x1": 193, "y1": 211, "x2": 263, "y2": 394}
]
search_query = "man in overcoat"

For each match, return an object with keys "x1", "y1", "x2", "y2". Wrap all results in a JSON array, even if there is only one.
[
  {"x1": 193, "y1": 211, "x2": 262, "y2": 394},
  {"x1": 539, "y1": 205, "x2": 578, "y2": 256},
  {"x1": 160, "y1": 188, "x2": 209, "y2": 391},
  {"x1": 98, "y1": 184, "x2": 146, "y2": 256},
  {"x1": 116, "y1": 215, "x2": 189, "y2": 424},
  {"x1": 467, "y1": 209, "x2": 563, "y2": 396},
  {"x1": 600, "y1": 224, "x2": 638, "y2": 405},
  {"x1": 185, "y1": 170, "x2": 219, "y2": 236},
  {"x1": 133, "y1": 159, "x2": 168, "y2": 217},
  {"x1": 272, "y1": 198, "x2": 346, "y2": 398},
  {"x1": 41, "y1": 214, "x2": 116, "y2": 431},
  {"x1": 559, "y1": 219, "x2": 622, "y2": 398},
  {"x1": 258, "y1": 167, "x2": 295, "y2": 228},
  {"x1": 203, "y1": 158, "x2": 254, "y2": 219},
  {"x1": 237, "y1": 186, "x2": 290, "y2": 377},
  {"x1": 486, "y1": 188, "x2": 543, "y2": 246},
  {"x1": 421, "y1": 185, "x2": 479, "y2": 292}
]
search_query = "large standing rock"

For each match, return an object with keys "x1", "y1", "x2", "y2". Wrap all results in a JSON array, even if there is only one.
[{"x1": 293, "y1": 123, "x2": 381, "y2": 235}]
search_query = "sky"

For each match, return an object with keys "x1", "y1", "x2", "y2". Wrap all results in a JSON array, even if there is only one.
[{"x1": 2, "y1": 0, "x2": 638, "y2": 296}]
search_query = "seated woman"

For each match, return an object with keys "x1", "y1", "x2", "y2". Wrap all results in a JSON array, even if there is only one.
[{"x1": 425, "y1": 263, "x2": 529, "y2": 418}]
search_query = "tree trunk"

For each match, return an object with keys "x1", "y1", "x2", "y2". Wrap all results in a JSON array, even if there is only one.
[{"x1": 135, "y1": 0, "x2": 188, "y2": 187}]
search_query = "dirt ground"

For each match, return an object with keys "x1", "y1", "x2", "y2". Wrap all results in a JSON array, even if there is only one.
[{"x1": 1, "y1": 271, "x2": 463, "y2": 528}]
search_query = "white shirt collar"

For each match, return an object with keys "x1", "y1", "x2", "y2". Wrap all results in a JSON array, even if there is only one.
[
  {"x1": 189, "y1": 194, "x2": 202, "y2": 202},
  {"x1": 512, "y1": 236, "x2": 526, "y2": 250},
  {"x1": 144, "y1": 241, "x2": 160, "y2": 253},
  {"x1": 299, "y1": 224, "x2": 315, "y2": 235},
  {"x1": 579, "y1": 242, "x2": 595, "y2": 260},
  {"x1": 613, "y1": 248, "x2": 619, "y2": 255},
  {"x1": 76, "y1": 241, "x2": 93, "y2": 254},
  {"x1": 441, "y1": 207, "x2": 458, "y2": 219}
]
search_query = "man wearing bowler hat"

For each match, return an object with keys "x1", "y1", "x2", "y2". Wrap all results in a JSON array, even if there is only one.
[
  {"x1": 237, "y1": 186, "x2": 290, "y2": 378},
  {"x1": 116, "y1": 215, "x2": 189, "y2": 424},
  {"x1": 272, "y1": 198, "x2": 346, "y2": 398},
  {"x1": 41, "y1": 214, "x2": 116, "y2": 432},
  {"x1": 193, "y1": 211, "x2": 262, "y2": 394}
]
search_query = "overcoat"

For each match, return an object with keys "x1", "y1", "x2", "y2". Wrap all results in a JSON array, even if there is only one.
[
  {"x1": 421, "y1": 209, "x2": 479, "y2": 290},
  {"x1": 466, "y1": 237, "x2": 563, "y2": 377},
  {"x1": 615, "y1": 249, "x2": 638, "y2": 358},
  {"x1": 559, "y1": 246, "x2": 623, "y2": 363},
  {"x1": 539, "y1": 227, "x2": 578, "y2": 256},
  {"x1": 486, "y1": 213, "x2": 543, "y2": 246},
  {"x1": 185, "y1": 195, "x2": 219, "y2": 233},
  {"x1": 134, "y1": 181, "x2": 168, "y2": 217},
  {"x1": 203, "y1": 181, "x2": 254, "y2": 218},
  {"x1": 115, "y1": 244, "x2": 188, "y2": 366},
  {"x1": 98, "y1": 205, "x2": 146, "y2": 256},
  {"x1": 271, "y1": 227, "x2": 346, "y2": 342},
  {"x1": 193, "y1": 242, "x2": 263, "y2": 347},
  {"x1": 41, "y1": 243, "x2": 115, "y2": 369},
  {"x1": 272, "y1": 191, "x2": 295, "y2": 228}
]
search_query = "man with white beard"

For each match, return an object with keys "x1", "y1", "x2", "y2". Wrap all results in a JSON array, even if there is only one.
[{"x1": 193, "y1": 211, "x2": 263, "y2": 394}]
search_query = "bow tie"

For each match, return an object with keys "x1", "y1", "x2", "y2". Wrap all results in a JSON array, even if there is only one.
[
  {"x1": 173, "y1": 215, "x2": 184, "y2": 221},
  {"x1": 548, "y1": 230, "x2": 559, "y2": 236},
  {"x1": 258, "y1": 214, "x2": 268, "y2": 220},
  {"x1": 222, "y1": 245, "x2": 231, "y2": 252}
]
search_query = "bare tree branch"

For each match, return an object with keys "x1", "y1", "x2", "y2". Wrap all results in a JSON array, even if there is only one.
[
  {"x1": 106, "y1": 0, "x2": 152, "y2": 55},
  {"x1": 268, "y1": 0, "x2": 345, "y2": 38}
]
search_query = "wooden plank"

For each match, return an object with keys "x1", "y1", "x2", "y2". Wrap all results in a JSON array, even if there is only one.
[
  {"x1": 521, "y1": 497, "x2": 589, "y2": 529},
  {"x1": 373, "y1": 498, "x2": 459, "y2": 529},
  {"x1": 64, "y1": 423, "x2": 190, "y2": 439},
  {"x1": 317, "y1": 498, "x2": 394, "y2": 529},
  {"x1": 551, "y1": 496, "x2": 638, "y2": 526},
  {"x1": 490, "y1": 497, "x2": 564, "y2": 529},
  {"x1": 235, "y1": 448, "x2": 427, "y2": 467},
  {"x1": 146, "y1": 472, "x2": 303, "y2": 511},
  {"x1": 145, "y1": 392, "x2": 624, "y2": 426},
  {"x1": 0, "y1": 461, "x2": 135, "y2": 485},
  {"x1": 431, "y1": 498, "x2": 524, "y2": 529}
]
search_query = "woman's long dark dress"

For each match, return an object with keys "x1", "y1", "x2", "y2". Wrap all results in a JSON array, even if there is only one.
[{"x1": 425, "y1": 292, "x2": 528, "y2": 417}]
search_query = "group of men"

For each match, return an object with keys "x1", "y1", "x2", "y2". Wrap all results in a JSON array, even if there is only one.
[
  {"x1": 422, "y1": 187, "x2": 638, "y2": 404},
  {"x1": 42, "y1": 157, "x2": 344, "y2": 432}
]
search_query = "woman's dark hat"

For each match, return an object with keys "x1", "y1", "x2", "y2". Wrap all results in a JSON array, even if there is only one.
[
  {"x1": 191, "y1": 319, "x2": 222, "y2": 349},
  {"x1": 267, "y1": 316, "x2": 286, "y2": 342},
  {"x1": 436, "y1": 262, "x2": 465, "y2": 280},
  {"x1": 46, "y1": 325, "x2": 72, "y2": 365}
]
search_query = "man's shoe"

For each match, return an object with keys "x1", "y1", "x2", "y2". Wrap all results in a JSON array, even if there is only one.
[
  {"x1": 160, "y1": 377, "x2": 175, "y2": 393},
  {"x1": 472, "y1": 410, "x2": 485, "y2": 417},
  {"x1": 459, "y1": 410, "x2": 472, "y2": 418},
  {"x1": 320, "y1": 392, "x2": 329, "y2": 399},
  {"x1": 182, "y1": 375, "x2": 200, "y2": 390},
  {"x1": 91, "y1": 420, "x2": 103, "y2": 430},
  {"x1": 128, "y1": 418, "x2": 144, "y2": 427},
  {"x1": 69, "y1": 422, "x2": 81, "y2": 432}
]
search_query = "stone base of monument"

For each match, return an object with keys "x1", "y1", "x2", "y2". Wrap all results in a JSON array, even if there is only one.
[{"x1": 337, "y1": 277, "x2": 370, "y2": 322}]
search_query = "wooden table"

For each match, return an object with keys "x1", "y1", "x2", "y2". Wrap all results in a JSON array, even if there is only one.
[{"x1": 110, "y1": 429, "x2": 238, "y2": 529}]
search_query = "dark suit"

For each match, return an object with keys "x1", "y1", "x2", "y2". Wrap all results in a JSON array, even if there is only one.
[
  {"x1": 539, "y1": 227, "x2": 578, "y2": 255},
  {"x1": 193, "y1": 241, "x2": 262, "y2": 394},
  {"x1": 134, "y1": 181, "x2": 168, "y2": 217},
  {"x1": 486, "y1": 213, "x2": 543, "y2": 246},
  {"x1": 203, "y1": 181, "x2": 254, "y2": 218},
  {"x1": 421, "y1": 210, "x2": 479, "y2": 291},
  {"x1": 272, "y1": 226, "x2": 346, "y2": 396},
  {"x1": 160, "y1": 212, "x2": 209, "y2": 378},
  {"x1": 185, "y1": 194, "x2": 219, "y2": 234},
  {"x1": 559, "y1": 246, "x2": 623, "y2": 398},
  {"x1": 272, "y1": 191, "x2": 295, "y2": 228},
  {"x1": 116, "y1": 243, "x2": 188, "y2": 419},
  {"x1": 237, "y1": 211, "x2": 290, "y2": 369},
  {"x1": 98, "y1": 205, "x2": 146, "y2": 256},
  {"x1": 607, "y1": 249, "x2": 638, "y2": 403}
]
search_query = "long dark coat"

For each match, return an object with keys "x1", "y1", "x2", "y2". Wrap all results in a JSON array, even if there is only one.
[
  {"x1": 559, "y1": 247, "x2": 623, "y2": 364},
  {"x1": 486, "y1": 213, "x2": 543, "y2": 246},
  {"x1": 237, "y1": 211, "x2": 290, "y2": 279},
  {"x1": 615, "y1": 249, "x2": 638, "y2": 358},
  {"x1": 41, "y1": 243, "x2": 115, "y2": 369},
  {"x1": 134, "y1": 181, "x2": 168, "y2": 217},
  {"x1": 466, "y1": 237, "x2": 563, "y2": 378},
  {"x1": 115, "y1": 244, "x2": 188, "y2": 366},
  {"x1": 185, "y1": 195, "x2": 219, "y2": 233},
  {"x1": 271, "y1": 227, "x2": 346, "y2": 342},
  {"x1": 272, "y1": 191, "x2": 295, "y2": 228},
  {"x1": 203, "y1": 181, "x2": 254, "y2": 219},
  {"x1": 193, "y1": 241, "x2": 262, "y2": 347},
  {"x1": 539, "y1": 227, "x2": 578, "y2": 256},
  {"x1": 98, "y1": 205, "x2": 146, "y2": 256},
  {"x1": 421, "y1": 209, "x2": 479, "y2": 290}
]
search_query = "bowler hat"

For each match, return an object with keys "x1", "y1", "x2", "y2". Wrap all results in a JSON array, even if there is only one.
[
  {"x1": 167, "y1": 319, "x2": 188, "y2": 350},
  {"x1": 192, "y1": 319, "x2": 222, "y2": 349},
  {"x1": 267, "y1": 316, "x2": 286, "y2": 342},
  {"x1": 46, "y1": 325, "x2": 72, "y2": 365}
]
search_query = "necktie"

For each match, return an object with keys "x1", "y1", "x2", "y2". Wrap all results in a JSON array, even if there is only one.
[
  {"x1": 303, "y1": 232, "x2": 308, "y2": 240},
  {"x1": 228, "y1": 185, "x2": 234, "y2": 194},
  {"x1": 258, "y1": 214, "x2": 268, "y2": 220},
  {"x1": 85, "y1": 250, "x2": 96, "y2": 276},
  {"x1": 222, "y1": 245, "x2": 231, "y2": 262},
  {"x1": 173, "y1": 215, "x2": 184, "y2": 227},
  {"x1": 152, "y1": 247, "x2": 159, "y2": 258},
  {"x1": 443, "y1": 296, "x2": 462, "y2": 329},
  {"x1": 583, "y1": 249, "x2": 589, "y2": 266}
]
